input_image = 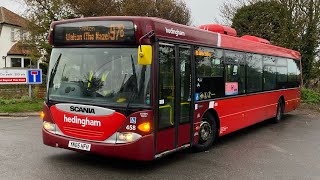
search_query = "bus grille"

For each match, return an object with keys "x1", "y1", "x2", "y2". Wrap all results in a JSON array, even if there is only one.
[{"x1": 63, "y1": 126, "x2": 104, "y2": 138}]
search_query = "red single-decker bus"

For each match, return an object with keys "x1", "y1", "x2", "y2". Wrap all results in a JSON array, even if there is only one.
[{"x1": 42, "y1": 16, "x2": 301, "y2": 160}]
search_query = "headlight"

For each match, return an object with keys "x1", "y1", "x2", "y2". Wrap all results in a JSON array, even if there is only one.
[
  {"x1": 116, "y1": 132, "x2": 142, "y2": 143},
  {"x1": 43, "y1": 121, "x2": 56, "y2": 133}
]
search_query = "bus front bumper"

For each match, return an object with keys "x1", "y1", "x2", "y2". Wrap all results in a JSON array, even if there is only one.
[{"x1": 42, "y1": 128, "x2": 155, "y2": 161}]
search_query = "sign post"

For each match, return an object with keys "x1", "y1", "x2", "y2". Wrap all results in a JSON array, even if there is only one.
[
  {"x1": 27, "y1": 69, "x2": 42, "y2": 98},
  {"x1": 29, "y1": 85, "x2": 32, "y2": 98}
]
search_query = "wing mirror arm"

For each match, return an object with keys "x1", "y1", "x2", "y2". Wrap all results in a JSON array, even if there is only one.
[
  {"x1": 137, "y1": 30, "x2": 154, "y2": 65},
  {"x1": 138, "y1": 30, "x2": 155, "y2": 57}
]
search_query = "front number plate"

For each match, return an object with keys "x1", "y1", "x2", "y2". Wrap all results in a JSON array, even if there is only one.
[{"x1": 68, "y1": 141, "x2": 91, "y2": 151}]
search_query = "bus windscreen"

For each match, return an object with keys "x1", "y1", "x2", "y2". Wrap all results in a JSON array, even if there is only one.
[{"x1": 53, "y1": 21, "x2": 135, "y2": 45}]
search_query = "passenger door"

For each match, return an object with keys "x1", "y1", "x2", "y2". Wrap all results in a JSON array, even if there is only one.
[{"x1": 155, "y1": 43, "x2": 193, "y2": 155}]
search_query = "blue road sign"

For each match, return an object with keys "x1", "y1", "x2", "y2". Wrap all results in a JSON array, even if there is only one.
[{"x1": 27, "y1": 69, "x2": 42, "y2": 84}]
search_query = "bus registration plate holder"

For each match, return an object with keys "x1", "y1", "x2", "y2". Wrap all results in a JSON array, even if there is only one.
[{"x1": 68, "y1": 141, "x2": 91, "y2": 151}]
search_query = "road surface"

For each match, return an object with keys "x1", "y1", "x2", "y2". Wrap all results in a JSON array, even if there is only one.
[{"x1": 0, "y1": 108, "x2": 319, "y2": 180}]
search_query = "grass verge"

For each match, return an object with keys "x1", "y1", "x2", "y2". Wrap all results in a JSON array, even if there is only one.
[{"x1": 0, "y1": 97, "x2": 43, "y2": 113}]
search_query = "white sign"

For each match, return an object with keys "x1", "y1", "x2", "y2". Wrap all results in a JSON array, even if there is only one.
[{"x1": 0, "y1": 69, "x2": 42, "y2": 84}]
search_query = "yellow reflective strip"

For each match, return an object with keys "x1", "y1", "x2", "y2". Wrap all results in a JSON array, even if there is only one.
[
  {"x1": 181, "y1": 102, "x2": 190, "y2": 105},
  {"x1": 159, "y1": 104, "x2": 173, "y2": 125},
  {"x1": 101, "y1": 74, "x2": 107, "y2": 82},
  {"x1": 159, "y1": 105, "x2": 171, "y2": 109},
  {"x1": 88, "y1": 71, "x2": 93, "y2": 87},
  {"x1": 101, "y1": 72, "x2": 109, "y2": 82}
]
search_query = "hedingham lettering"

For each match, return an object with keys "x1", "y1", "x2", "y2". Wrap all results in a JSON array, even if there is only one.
[
  {"x1": 165, "y1": 27, "x2": 186, "y2": 37},
  {"x1": 63, "y1": 114, "x2": 101, "y2": 127}
]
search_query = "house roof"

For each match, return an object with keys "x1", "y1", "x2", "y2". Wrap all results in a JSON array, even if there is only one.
[
  {"x1": 7, "y1": 42, "x2": 32, "y2": 56},
  {"x1": 0, "y1": 7, "x2": 27, "y2": 28}
]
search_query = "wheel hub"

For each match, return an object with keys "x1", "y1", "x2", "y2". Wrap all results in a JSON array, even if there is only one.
[{"x1": 199, "y1": 121, "x2": 212, "y2": 141}]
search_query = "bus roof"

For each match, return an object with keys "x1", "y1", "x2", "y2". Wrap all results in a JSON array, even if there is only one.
[{"x1": 51, "y1": 16, "x2": 301, "y2": 60}]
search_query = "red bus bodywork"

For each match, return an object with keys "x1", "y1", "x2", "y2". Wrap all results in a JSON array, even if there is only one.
[{"x1": 43, "y1": 16, "x2": 301, "y2": 160}]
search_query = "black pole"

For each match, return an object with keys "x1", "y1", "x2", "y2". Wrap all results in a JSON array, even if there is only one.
[{"x1": 4, "y1": 56, "x2": 6, "y2": 68}]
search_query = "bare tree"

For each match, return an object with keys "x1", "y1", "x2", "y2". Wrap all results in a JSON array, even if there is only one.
[
  {"x1": 64, "y1": 0, "x2": 120, "y2": 17},
  {"x1": 22, "y1": 0, "x2": 191, "y2": 64},
  {"x1": 219, "y1": 0, "x2": 258, "y2": 25},
  {"x1": 22, "y1": 0, "x2": 75, "y2": 63},
  {"x1": 64, "y1": 0, "x2": 191, "y2": 25}
]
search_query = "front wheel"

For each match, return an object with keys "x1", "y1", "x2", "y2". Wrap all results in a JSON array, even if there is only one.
[
  {"x1": 273, "y1": 99, "x2": 284, "y2": 123},
  {"x1": 193, "y1": 113, "x2": 217, "y2": 152}
]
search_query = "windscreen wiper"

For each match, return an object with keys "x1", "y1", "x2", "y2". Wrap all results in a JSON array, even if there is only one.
[
  {"x1": 125, "y1": 93, "x2": 136, "y2": 116},
  {"x1": 124, "y1": 55, "x2": 139, "y2": 116},
  {"x1": 47, "y1": 53, "x2": 62, "y2": 101},
  {"x1": 130, "y1": 55, "x2": 138, "y2": 93}
]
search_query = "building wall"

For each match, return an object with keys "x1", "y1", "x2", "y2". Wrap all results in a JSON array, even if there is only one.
[{"x1": 0, "y1": 24, "x2": 28, "y2": 68}]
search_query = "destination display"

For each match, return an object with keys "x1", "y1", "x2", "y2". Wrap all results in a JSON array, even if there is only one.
[{"x1": 53, "y1": 21, "x2": 135, "y2": 45}]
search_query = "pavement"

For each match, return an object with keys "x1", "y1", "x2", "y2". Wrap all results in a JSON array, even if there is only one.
[{"x1": 0, "y1": 111, "x2": 40, "y2": 117}]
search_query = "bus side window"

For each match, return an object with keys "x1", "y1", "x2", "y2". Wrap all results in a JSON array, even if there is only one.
[
  {"x1": 224, "y1": 50, "x2": 246, "y2": 95},
  {"x1": 276, "y1": 58, "x2": 288, "y2": 89},
  {"x1": 246, "y1": 53, "x2": 263, "y2": 93},
  {"x1": 195, "y1": 47, "x2": 224, "y2": 100},
  {"x1": 296, "y1": 60, "x2": 301, "y2": 86},
  {"x1": 263, "y1": 56, "x2": 277, "y2": 91},
  {"x1": 288, "y1": 58, "x2": 300, "y2": 88}
]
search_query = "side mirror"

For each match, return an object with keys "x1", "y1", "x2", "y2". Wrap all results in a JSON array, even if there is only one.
[{"x1": 138, "y1": 45, "x2": 152, "y2": 65}]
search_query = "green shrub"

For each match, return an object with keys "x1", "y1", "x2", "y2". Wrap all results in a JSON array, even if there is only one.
[
  {"x1": 0, "y1": 96, "x2": 36, "y2": 105},
  {"x1": 301, "y1": 88, "x2": 320, "y2": 104},
  {"x1": 32, "y1": 86, "x2": 39, "y2": 99},
  {"x1": 0, "y1": 99, "x2": 43, "y2": 113},
  {"x1": 20, "y1": 96, "x2": 31, "y2": 102},
  {"x1": 0, "y1": 98, "x2": 17, "y2": 105},
  {"x1": 39, "y1": 62, "x2": 48, "y2": 75}
]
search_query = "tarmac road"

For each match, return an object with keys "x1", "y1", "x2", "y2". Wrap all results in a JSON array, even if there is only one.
[{"x1": 0, "y1": 108, "x2": 320, "y2": 180}]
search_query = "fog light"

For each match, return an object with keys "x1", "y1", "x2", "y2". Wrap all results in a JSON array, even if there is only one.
[
  {"x1": 43, "y1": 121, "x2": 55, "y2": 132},
  {"x1": 116, "y1": 132, "x2": 142, "y2": 143},
  {"x1": 118, "y1": 133, "x2": 134, "y2": 142}
]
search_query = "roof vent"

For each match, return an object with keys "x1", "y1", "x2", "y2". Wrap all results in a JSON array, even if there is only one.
[
  {"x1": 198, "y1": 24, "x2": 237, "y2": 37},
  {"x1": 241, "y1": 35, "x2": 271, "y2": 44}
]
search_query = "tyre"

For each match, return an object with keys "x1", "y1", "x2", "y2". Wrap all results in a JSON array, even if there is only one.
[
  {"x1": 273, "y1": 99, "x2": 284, "y2": 123},
  {"x1": 193, "y1": 113, "x2": 217, "y2": 152}
]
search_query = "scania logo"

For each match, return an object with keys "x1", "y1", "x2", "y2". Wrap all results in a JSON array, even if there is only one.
[{"x1": 70, "y1": 106, "x2": 95, "y2": 114}]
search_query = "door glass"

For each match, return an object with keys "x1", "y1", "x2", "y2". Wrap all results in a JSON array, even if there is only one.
[
  {"x1": 179, "y1": 48, "x2": 191, "y2": 123},
  {"x1": 159, "y1": 45, "x2": 175, "y2": 129}
]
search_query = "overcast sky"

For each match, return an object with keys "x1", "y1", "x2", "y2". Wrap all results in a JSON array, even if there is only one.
[
  {"x1": 0, "y1": 0, "x2": 225, "y2": 26},
  {"x1": 184, "y1": 0, "x2": 225, "y2": 25}
]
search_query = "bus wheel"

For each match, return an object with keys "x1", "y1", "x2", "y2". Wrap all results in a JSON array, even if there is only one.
[
  {"x1": 273, "y1": 99, "x2": 284, "y2": 123},
  {"x1": 193, "y1": 113, "x2": 217, "y2": 152}
]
